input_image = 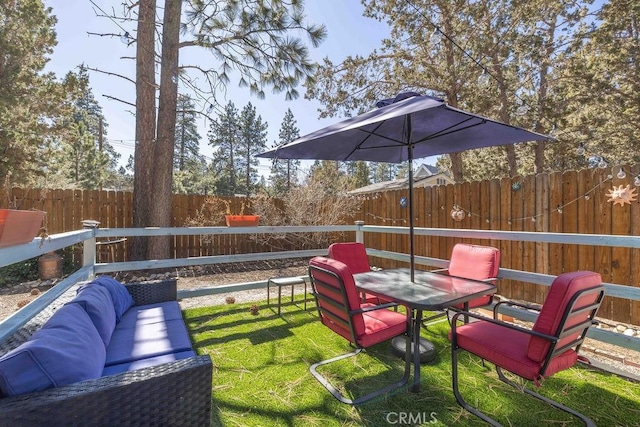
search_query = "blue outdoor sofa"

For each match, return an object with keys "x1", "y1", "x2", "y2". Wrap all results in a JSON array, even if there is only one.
[{"x1": 0, "y1": 276, "x2": 212, "y2": 426}]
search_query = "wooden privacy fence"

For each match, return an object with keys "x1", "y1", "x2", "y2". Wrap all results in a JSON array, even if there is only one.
[{"x1": 2, "y1": 164, "x2": 639, "y2": 323}]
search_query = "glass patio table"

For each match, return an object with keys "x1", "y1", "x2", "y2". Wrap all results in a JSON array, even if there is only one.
[{"x1": 353, "y1": 268, "x2": 497, "y2": 392}]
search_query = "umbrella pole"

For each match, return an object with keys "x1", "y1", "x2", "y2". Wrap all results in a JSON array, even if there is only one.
[{"x1": 408, "y1": 144, "x2": 415, "y2": 283}]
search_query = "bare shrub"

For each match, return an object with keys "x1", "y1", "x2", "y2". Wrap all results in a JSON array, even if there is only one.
[
  {"x1": 251, "y1": 180, "x2": 363, "y2": 250},
  {"x1": 184, "y1": 196, "x2": 232, "y2": 228}
]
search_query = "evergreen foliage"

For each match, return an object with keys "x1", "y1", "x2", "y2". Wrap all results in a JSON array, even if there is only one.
[{"x1": 270, "y1": 108, "x2": 301, "y2": 196}]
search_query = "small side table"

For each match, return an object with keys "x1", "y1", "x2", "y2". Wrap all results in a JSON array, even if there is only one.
[{"x1": 267, "y1": 277, "x2": 307, "y2": 315}]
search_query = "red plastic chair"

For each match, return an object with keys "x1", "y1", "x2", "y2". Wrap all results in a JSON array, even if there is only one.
[
  {"x1": 449, "y1": 271, "x2": 605, "y2": 426},
  {"x1": 328, "y1": 242, "x2": 380, "y2": 304},
  {"x1": 308, "y1": 256, "x2": 410, "y2": 404}
]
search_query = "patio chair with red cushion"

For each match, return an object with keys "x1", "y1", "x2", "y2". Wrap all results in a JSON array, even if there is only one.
[
  {"x1": 449, "y1": 270, "x2": 605, "y2": 426},
  {"x1": 328, "y1": 242, "x2": 381, "y2": 305},
  {"x1": 426, "y1": 243, "x2": 500, "y2": 324},
  {"x1": 307, "y1": 256, "x2": 411, "y2": 404}
]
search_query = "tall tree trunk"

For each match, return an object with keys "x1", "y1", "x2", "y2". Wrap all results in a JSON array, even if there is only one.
[
  {"x1": 534, "y1": 19, "x2": 556, "y2": 174},
  {"x1": 132, "y1": 0, "x2": 156, "y2": 260},
  {"x1": 149, "y1": 0, "x2": 182, "y2": 260},
  {"x1": 449, "y1": 152, "x2": 463, "y2": 182}
]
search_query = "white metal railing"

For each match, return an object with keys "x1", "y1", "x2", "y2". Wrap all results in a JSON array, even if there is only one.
[{"x1": 1, "y1": 223, "x2": 639, "y2": 354}]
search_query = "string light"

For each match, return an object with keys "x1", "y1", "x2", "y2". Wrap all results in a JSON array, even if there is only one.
[
  {"x1": 598, "y1": 157, "x2": 608, "y2": 169},
  {"x1": 430, "y1": 28, "x2": 442, "y2": 46},
  {"x1": 120, "y1": 32, "x2": 130, "y2": 44},
  {"x1": 515, "y1": 100, "x2": 529, "y2": 116},
  {"x1": 617, "y1": 167, "x2": 626, "y2": 179},
  {"x1": 477, "y1": 69, "x2": 490, "y2": 86},
  {"x1": 575, "y1": 142, "x2": 586, "y2": 156},
  {"x1": 635, "y1": 175, "x2": 640, "y2": 187}
]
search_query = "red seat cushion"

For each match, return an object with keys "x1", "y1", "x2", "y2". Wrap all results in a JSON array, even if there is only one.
[
  {"x1": 358, "y1": 303, "x2": 407, "y2": 347},
  {"x1": 309, "y1": 256, "x2": 406, "y2": 348},
  {"x1": 450, "y1": 321, "x2": 578, "y2": 381},
  {"x1": 527, "y1": 271, "x2": 602, "y2": 363},
  {"x1": 448, "y1": 244, "x2": 500, "y2": 309}
]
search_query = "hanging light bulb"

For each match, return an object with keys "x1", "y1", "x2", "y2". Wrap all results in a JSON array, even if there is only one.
[
  {"x1": 548, "y1": 125, "x2": 558, "y2": 139},
  {"x1": 515, "y1": 100, "x2": 528, "y2": 116},
  {"x1": 597, "y1": 157, "x2": 608, "y2": 169},
  {"x1": 430, "y1": 27, "x2": 442, "y2": 46},
  {"x1": 575, "y1": 142, "x2": 585, "y2": 156},
  {"x1": 120, "y1": 32, "x2": 130, "y2": 44},
  {"x1": 617, "y1": 167, "x2": 626, "y2": 179},
  {"x1": 206, "y1": 104, "x2": 214, "y2": 114},
  {"x1": 477, "y1": 69, "x2": 490, "y2": 86},
  {"x1": 635, "y1": 175, "x2": 640, "y2": 187},
  {"x1": 171, "y1": 75, "x2": 178, "y2": 84}
]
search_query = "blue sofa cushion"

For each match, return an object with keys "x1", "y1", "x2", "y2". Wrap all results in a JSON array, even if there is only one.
[
  {"x1": 90, "y1": 276, "x2": 134, "y2": 322},
  {"x1": 117, "y1": 301, "x2": 183, "y2": 329},
  {"x1": 102, "y1": 350, "x2": 196, "y2": 376},
  {"x1": 105, "y1": 318, "x2": 193, "y2": 366},
  {"x1": 0, "y1": 304, "x2": 106, "y2": 397},
  {"x1": 69, "y1": 283, "x2": 116, "y2": 346}
]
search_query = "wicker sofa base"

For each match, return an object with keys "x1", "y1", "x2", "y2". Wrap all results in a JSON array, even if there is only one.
[{"x1": 0, "y1": 279, "x2": 213, "y2": 426}]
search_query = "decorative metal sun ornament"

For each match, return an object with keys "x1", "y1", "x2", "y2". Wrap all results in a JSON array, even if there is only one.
[
  {"x1": 450, "y1": 205, "x2": 466, "y2": 221},
  {"x1": 606, "y1": 185, "x2": 638, "y2": 206}
]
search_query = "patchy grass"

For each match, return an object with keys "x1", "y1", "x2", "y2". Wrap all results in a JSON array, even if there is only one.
[{"x1": 183, "y1": 297, "x2": 640, "y2": 426}]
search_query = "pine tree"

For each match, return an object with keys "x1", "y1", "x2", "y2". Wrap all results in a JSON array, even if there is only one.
[
  {"x1": 208, "y1": 101, "x2": 240, "y2": 195},
  {"x1": 0, "y1": 0, "x2": 64, "y2": 184},
  {"x1": 129, "y1": 0, "x2": 326, "y2": 260},
  {"x1": 174, "y1": 94, "x2": 201, "y2": 171},
  {"x1": 270, "y1": 108, "x2": 301, "y2": 196},
  {"x1": 57, "y1": 65, "x2": 118, "y2": 190},
  {"x1": 237, "y1": 103, "x2": 268, "y2": 196}
]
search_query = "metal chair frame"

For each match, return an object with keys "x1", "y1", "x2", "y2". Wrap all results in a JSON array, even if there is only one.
[
  {"x1": 308, "y1": 263, "x2": 412, "y2": 405},
  {"x1": 450, "y1": 285, "x2": 605, "y2": 426}
]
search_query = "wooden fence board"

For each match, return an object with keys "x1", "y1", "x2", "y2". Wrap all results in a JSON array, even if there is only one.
[
  {"x1": 521, "y1": 175, "x2": 537, "y2": 303},
  {"x1": 562, "y1": 171, "x2": 579, "y2": 274},
  {"x1": 611, "y1": 166, "x2": 632, "y2": 323},
  {"x1": 594, "y1": 168, "x2": 613, "y2": 319},
  {"x1": 630, "y1": 163, "x2": 640, "y2": 326}
]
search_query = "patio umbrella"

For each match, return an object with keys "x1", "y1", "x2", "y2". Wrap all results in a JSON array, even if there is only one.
[{"x1": 258, "y1": 92, "x2": 551, "y2": 281}]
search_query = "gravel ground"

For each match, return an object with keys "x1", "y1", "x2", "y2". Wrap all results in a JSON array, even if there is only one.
[{"x1": 2, "y1": 267, "x2": 639, "y2": 382}]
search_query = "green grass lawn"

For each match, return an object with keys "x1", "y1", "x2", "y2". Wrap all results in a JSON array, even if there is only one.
[{"x1": 183, "y1": 297, "x2": 640, "y2": 426}]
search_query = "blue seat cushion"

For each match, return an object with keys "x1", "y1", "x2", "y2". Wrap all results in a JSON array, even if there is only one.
[
  {"x1": 105, "y1": 319, "x2": 193, "y2": 366},
  {"x1": 0, "y1": 304, "x2": 106, "y2": 397},
  {"x1": 102, "y1": 350, "x2": 196, "y2": 376},
  {"x1": 117, "y1": 301, "x2": 183, "y2": 329},
  {"x1": 69, "y1": 283, "x2": 116, "y2": 346},
  {"x1": 89, "y1": 276, "x2": 134, "y2": 322}
]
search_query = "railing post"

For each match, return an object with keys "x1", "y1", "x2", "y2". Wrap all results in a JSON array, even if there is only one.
[
  {"x1": 355, "y1": 221, "x2": 365, "y2": 244},
  {"x1": 81, "y1": 220, "x2": 100, "y2": 275}
]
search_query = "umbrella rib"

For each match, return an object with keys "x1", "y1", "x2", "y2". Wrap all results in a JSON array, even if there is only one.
[
  {"x1": 413, "y1": 116, "x2": 484, "y2": 144},
  {"x1": 345, "y1": 124, "x2": 406, "y2": 158}
]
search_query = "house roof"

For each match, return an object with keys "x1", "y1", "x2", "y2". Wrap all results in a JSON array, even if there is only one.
[{"x1": 349, "y1": 165, "x2": 452, "y2": 195}]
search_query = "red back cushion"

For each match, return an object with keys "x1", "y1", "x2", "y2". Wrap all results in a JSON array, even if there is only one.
[
  {"x1": 448, "y1": 243, "x2": 500, "y2": 281},
  {"x1": 309, "y1": 257, "x2": 365, "y2": 339},
  {"x1": 328, "y1": 242, "x2": 371, "y2": 274},
  {"x1": 527, "y1": 271, "x2": 602, "y2": 362}
]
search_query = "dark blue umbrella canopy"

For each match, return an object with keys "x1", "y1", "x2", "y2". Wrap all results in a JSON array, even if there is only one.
[
  {"x1": 258, "y1": 92, "x2": 552, "y2": 281},
  {"x1": 258, "y1": 93, "x2": 550, "y2": 163}
]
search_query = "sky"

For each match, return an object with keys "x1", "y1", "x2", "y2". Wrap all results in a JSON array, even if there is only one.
[{"x1": 42, "y1": 0, "x2": 399, "y2": 176}]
